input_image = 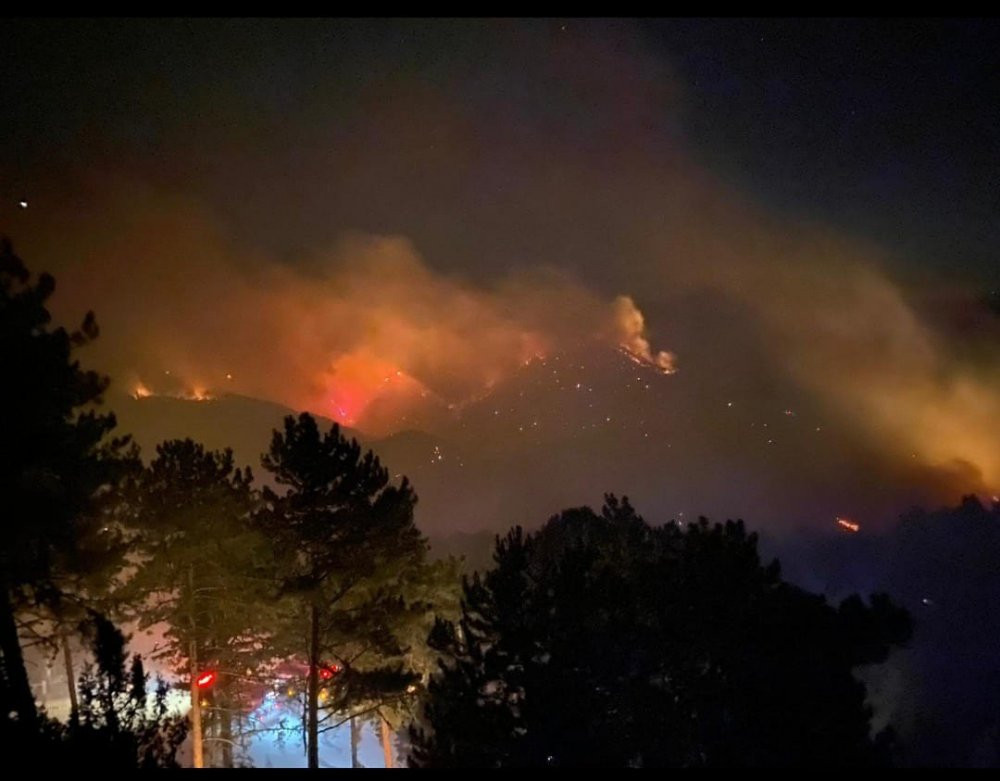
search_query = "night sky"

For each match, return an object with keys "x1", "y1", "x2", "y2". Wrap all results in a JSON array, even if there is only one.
[{"x1": 2, "y1": 18, "x2": 999, "y2": 536}]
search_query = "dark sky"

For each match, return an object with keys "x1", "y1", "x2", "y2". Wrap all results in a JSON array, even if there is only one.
[
  {"x1": 4, "y1": 18, "x2": 998, "y2": 281},
  {"x1": 2, "y1": 18, "x2": 999, "y2": 534},
  {"x1": 646, "y1": 18, "x2": 1000, "y2": 285}
]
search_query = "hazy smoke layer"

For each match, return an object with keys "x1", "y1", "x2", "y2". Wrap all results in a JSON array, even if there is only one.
[
  {"x1": 26, "y1": 182, "x2": 672, "y2": 435},
  {"x1": 8, "y1": 19, "x2": 998, "y2": 497}
]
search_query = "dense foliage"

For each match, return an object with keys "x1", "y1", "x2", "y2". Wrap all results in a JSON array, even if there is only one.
[{"x1": 410, "y1": 496, "x2": 912, "y2": 768}]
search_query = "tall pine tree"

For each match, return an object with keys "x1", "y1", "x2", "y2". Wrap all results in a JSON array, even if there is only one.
[
  {"x1": 123, "y1": 439, "x2": 269, "y2": 767},
  {"x1": 410, "y1": 495, "x2": 912, "y2": 768},
  {"x1": 0, "y1": 238, "x2": 133, "y2": 729},
  {"x1": 255, "y1": 413, "x2": 428, "y2": 768}
]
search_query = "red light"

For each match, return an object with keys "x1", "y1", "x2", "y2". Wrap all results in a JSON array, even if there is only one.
[
  {"x1": 318, "y1": 663, "x2": 341, "y2": 680},
  {"x1": 196, "y1": 671, "x2": 217, "y2": 688}
]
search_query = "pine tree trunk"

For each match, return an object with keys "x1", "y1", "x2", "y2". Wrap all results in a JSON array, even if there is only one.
[
  {"x1": 189, "y1": 563, "x2": 204, "y2": 768},
  {"x1": 205, "y1": 698, "x2": 215, "y2": 767},
  {"x1": 190, "y1": 637, "x2": 204, "y2": 768},
  {"x1": 238, "y1": 708, "x2": 246, "y2": 765},
  {"x1": 0, "y1": 583, "x2": 37, "y2": 729},
  {"x1": 62, "y1": 631, "x2": 78, "y2": 721},
  {"x1": 307, "y1": 602, "x2": 320, "y2": 769},
  {"x1": 350, "y1": 715, "x2": 361, "y2": 768},
  {"x1": 220, "y1": 690, "x2": 234, "y2": 768},
  {"x1": 380, "y1": 716, "x2": 394, "y2": 768}
]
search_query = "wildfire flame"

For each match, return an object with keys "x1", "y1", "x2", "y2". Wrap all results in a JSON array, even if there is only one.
[
  {"x1": 130, "y1": 379, "x2": 215, "y2": 402},
  {"x1": 613, "y1": 295, "x2": 676, "y2": 376},
  {"x1": 314, "y1": 352, "x2": 431, "y2": 428},
  {"x1": 617, "y1": 344, "x2": 676, "y2": 375}
]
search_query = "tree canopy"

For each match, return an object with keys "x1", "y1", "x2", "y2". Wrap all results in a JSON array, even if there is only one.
[
  {"x1": 62, "y1": 612, "x2": 188, "y2": 768},
  {"x1": 255, "y1": 413, "x2": 437, "y2": 768},
  {"x1": 123, "y1": 438, "x2": 269, "y2": 766},
  {"x1": 410, "y1": 495, "x2": 912, "y2": 768},
  {"x1": 0, "y1": 238, "x2": 134, "y2": 728}
]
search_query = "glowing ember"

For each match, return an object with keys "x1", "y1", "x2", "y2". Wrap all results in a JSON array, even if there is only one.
[{"x1": 836, "y1": 517, "x2": 860, "y2": 533}]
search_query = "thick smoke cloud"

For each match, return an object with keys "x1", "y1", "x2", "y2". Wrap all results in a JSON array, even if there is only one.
[
  {"x1": 651, "y1": 209, "x2": 1000, "y2": 493},
  {"x1": 8, "y1": 18, "x2": 998, "y2": 502},
  {"x1": 26, "y1": 179, "x2": 672, "y2": 436}
]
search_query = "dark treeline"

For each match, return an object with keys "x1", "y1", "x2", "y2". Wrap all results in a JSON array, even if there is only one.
[
  {"x1": 1, "y1": 239, "x2": 923, "y2": 767},
  {"x1": 409, "y1": 498, "x2": 910, "y2": 767},
  {"x1": 770, "y1": 496, "x2": 1000, "y2": 767},
  {"x1": 0, "y1": 240, "x2": 459, "y2": 767}
]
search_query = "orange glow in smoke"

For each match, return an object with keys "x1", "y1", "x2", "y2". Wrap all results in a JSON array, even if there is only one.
[{"x1": 314, "y1": 352, "x2": 428, "y2": 427}]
